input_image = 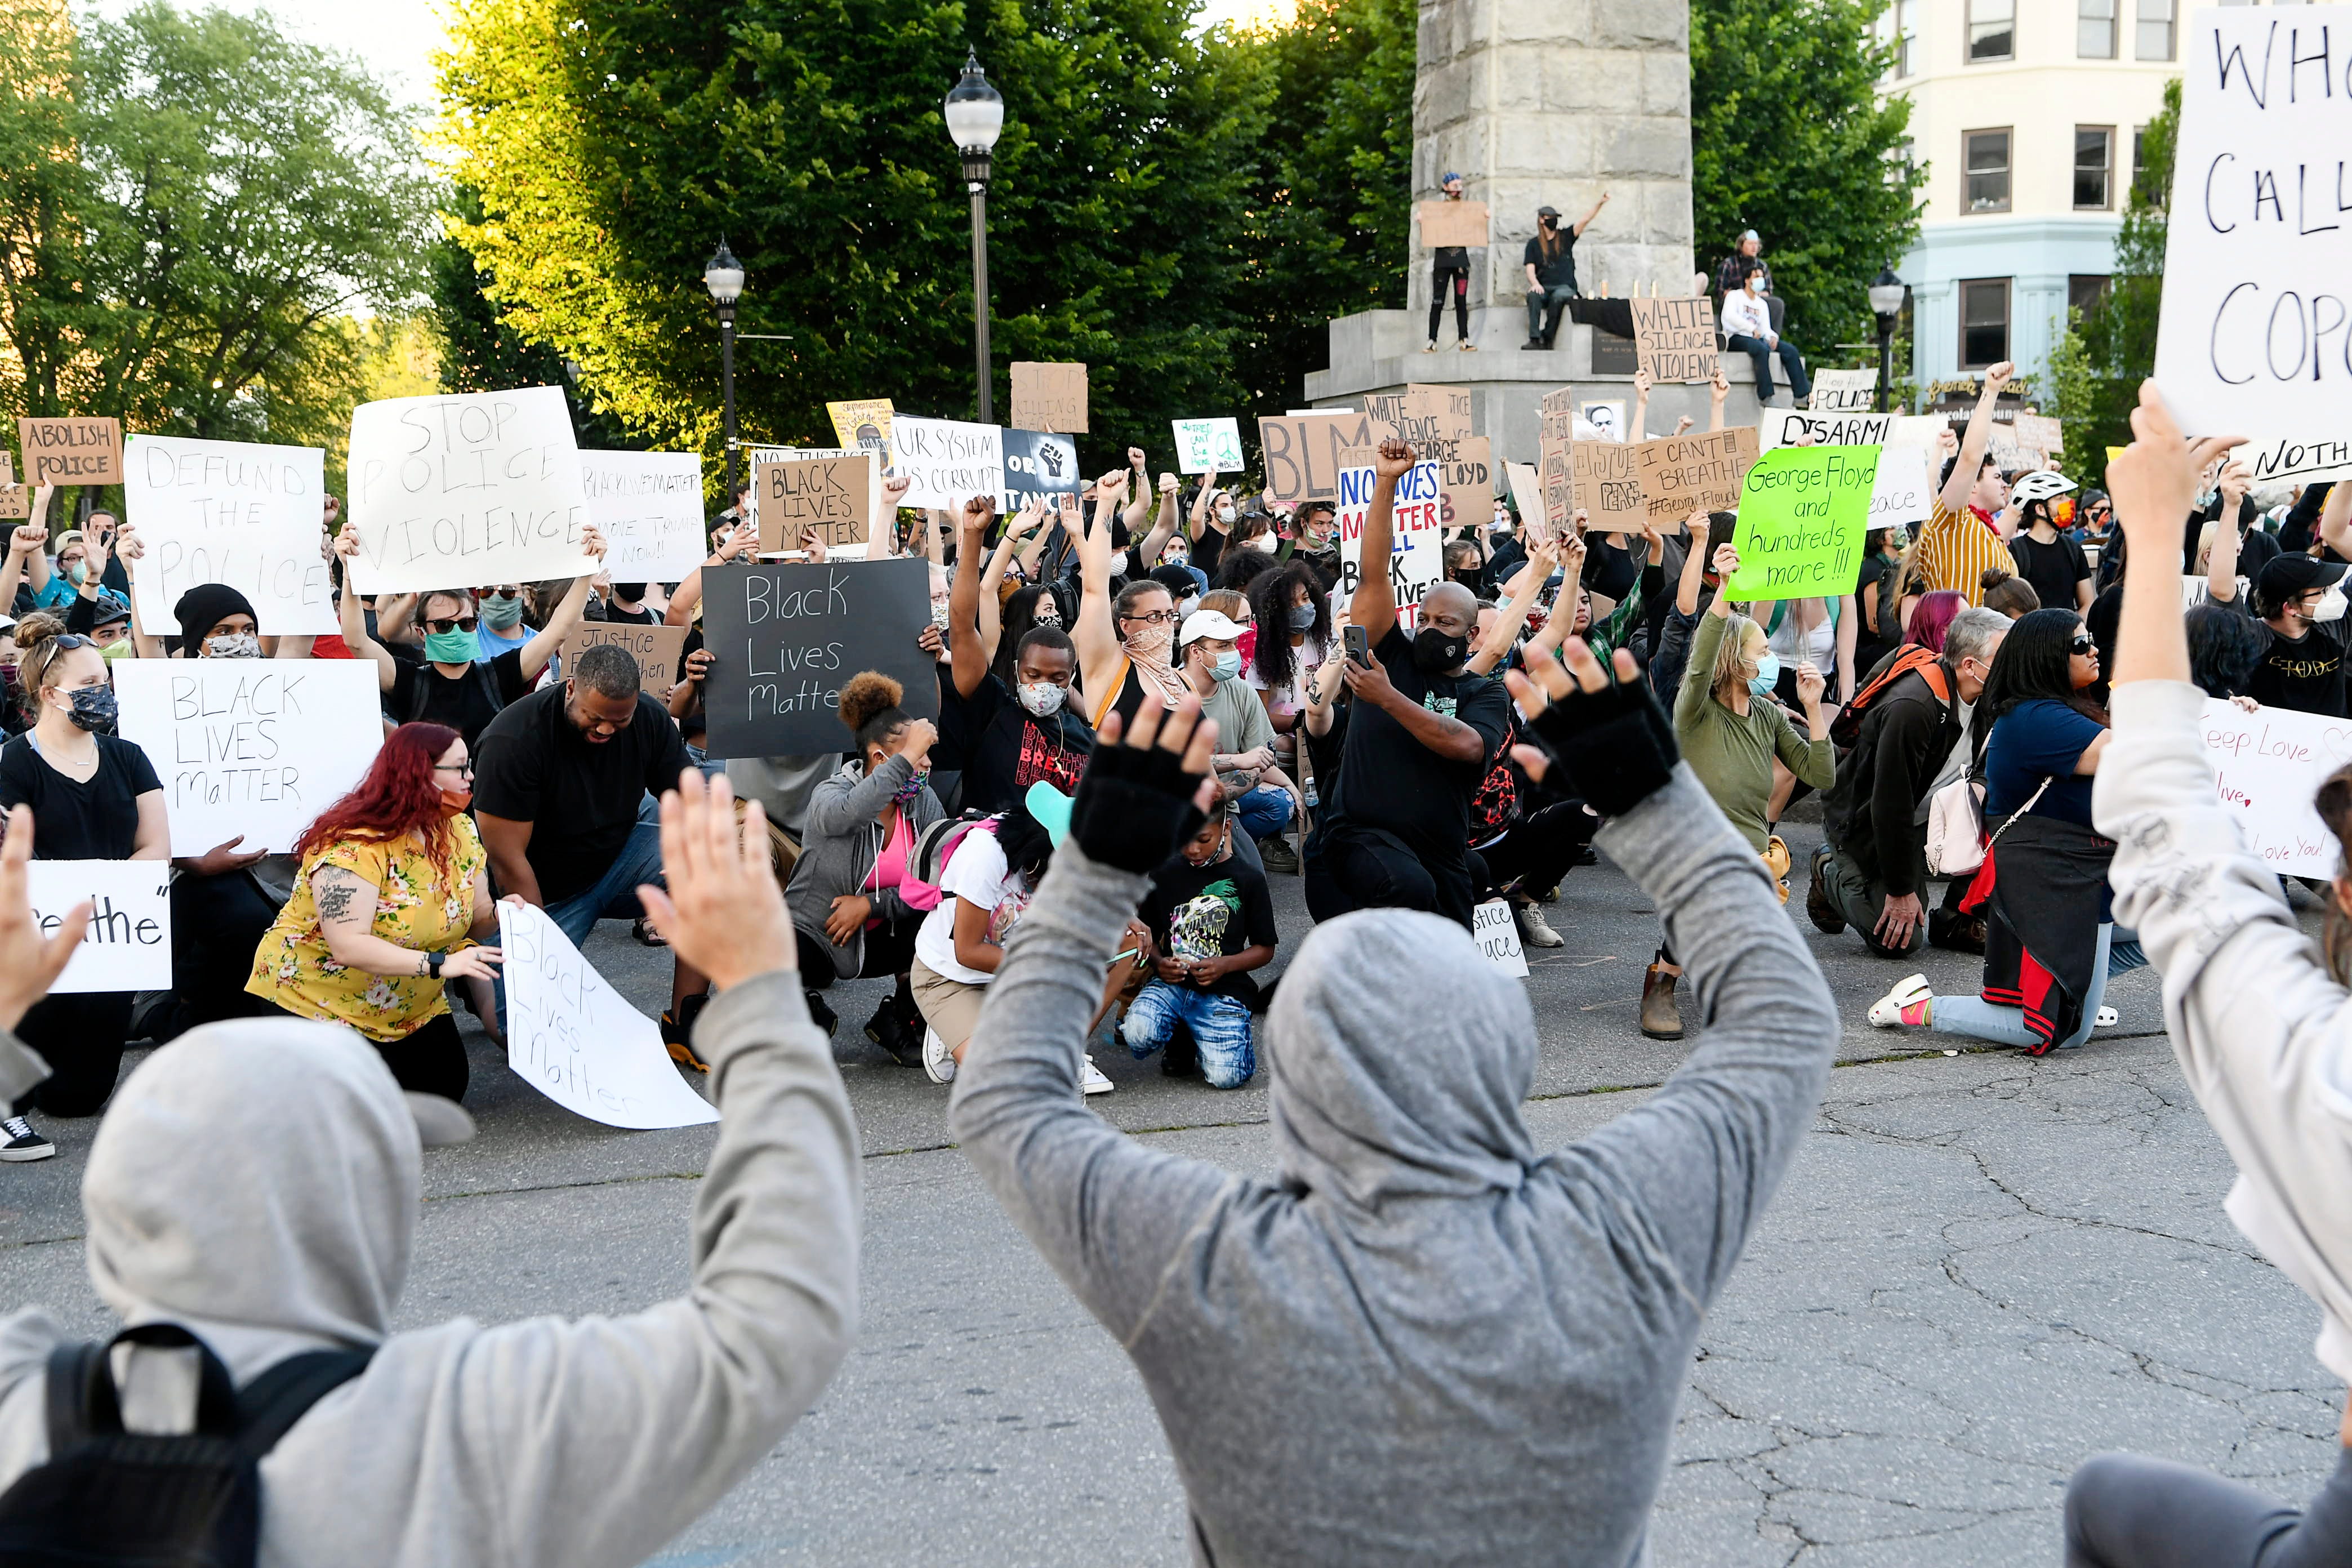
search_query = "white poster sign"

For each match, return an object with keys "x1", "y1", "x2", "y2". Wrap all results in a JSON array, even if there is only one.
[
  {"x1": 1335, "y1": 460, "x2": 1445, "y2": 630},
  {"x1": 114, "y1": 660, "x2": 384, "y2": 855},
  {"x1": 344, "y1": 386, "x2": 596, "y2": 594},
  {"x1": 1472, "y1": 899, "x2": 1529, "y2": 977},
  {"x1": 891, "y1": 416, "x2": 1003, "y2": 510},
  {"x1": 25, "y1": 861, "x2": 172, "y2": 993},
  {"x1": 498, "y1": 901, "x2": 720, "y2": 1130},
  {"x1": 122, "y1": 435, "x2": 333, "y2": 636},
  {"x1": 1171, "y1": 417, "x2": 1245, "y2": 474},
  {"x1": 1504, "y1": 461, "x2": 1545, "y2": 532},
  {"x1": 2156, "y1": 10, "x2": 2352, "y2": 483},
  {"x1": 1762, "y1": 410, "x2": 1926, "y2": 528},
  {"x1": 1807, "y1": 369, "x2": 1878, "y2": 413},
  {"x1": 2195, "y1": 698, "x2": 2352, "y2": 876},
  {"x1": 1867, "y1": 442, "x2": 1935, "y2": 528},
  {"x1": 1759, "y1": 408, "x2": 1896, "y2": 452},
  {"x1": 580, "y1": 450, "x2": 705, "y2": 582}
]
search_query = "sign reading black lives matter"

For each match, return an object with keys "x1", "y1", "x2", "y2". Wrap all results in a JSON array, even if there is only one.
[
  {"x1": 2156, "y1": 10, "x2": 2352, "y2": 481},
  {"x1": 700, "y1": 558, "x2": 938, "y2": 759}
]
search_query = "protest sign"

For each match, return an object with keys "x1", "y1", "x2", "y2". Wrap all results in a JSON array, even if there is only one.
[
  {"x1": 1760, "y1": 408, "x2": 1895, "y2": 452},
  {"x1": 1630, "y1": 297, "x2": 1718, "y2": 384},
  {"x1": 1379, "y1": 389, "x2": 1475, "y2": 467},
  {"x1": 891, "y1": 417, "x2": 1003, "y2": 510},
  {"x1": 756, "y1": 450, "x2": 875, "y2": 553},
  {"x1": 700, "y1": 558, "x2": 937, "y2": 759},
  {"x1": 1573, "y1": 439, "x2": 1645, "y2": 531},
  {"x1": 2155, "y1": 11, "x2": 2352, "y2": 482},
  {"x1": 1582, "y1": 401, "x2": 1628, "y2": 442},
  {"x1": 579, "y1": 450, "x2": 705, "y2": 581},
  {"x1": 1009, "y1": 362, "x2": 1088, "y2": 433},
  {"x1": 826, "y1": 399, "x2": 894, "y2": 463},
  {"x1": 1534, "y1": 442, "x2": 1573, "y2": 544},
  {"x1": 114, "y1": 659, "x2": 382, "y2": 855},
  {"x1": 1504, "y1": 461, "x2": 1545, "y2": 536},
  {"x1": 1172, "y1": 417, "x2": 1245, "y2": 474},
  {"x1": 500, "y1": 901, "x2": 719, "y2": 1129},
  {"x1": 121, "y1": 434, "x2": 332, "y2": 636},
  {"x1": 1438, "y1": 435, "x2": 1493, "y2": 529},
  {"x1": 2195, "y1": 699, "x2": 2352, "y2": 876},
  {"x1": 0, "y1": 454, "x2": 21, "y2": 519},
  {"x1": 2012, "y1": 412, "x2": 2064, "y2": 455},
  {"x1": 1334, "y1": 455, "x2": 1445, "y2": 629},
  {"x1": 1540, "y1": 386, "x2": 1578, "y2": 415},
  {"x1": 561, "y1": 621, "x2": 687, "y2": 693},
  {"x1": 26, "y1": 861, "x2": 172, "y2": 994},
  {"x1": 1416, "y1": 200, "x2": 1489, "y2": 249},
  {"x1": 1632, "y1": 427, "x2": 1756, "y2": 528},
  {"x1": 1807, "y1": 369, "x2": 1877, "y2": 413},
  {"x1": 19, "y1": 416, "x2": 124, "y2": 486},
  {"x1": 1259, "y1": 411, "x2": 1377, "y2": 505},
  {"x1": 1891, "y1": 414, "x2": 1952, "y2": 448},
  {"x1": 1725, "y1": 446, "x2": 1882, "y2": 600},
  {"x1": 1868, "y1": 442, "x2": 1935, "y2": 528},
  {"x1": 1472, "y1": 899, "x2": 1530, "y2": 977},
  {"x1": 344, "y1": 386, "x2": 595, "y2": 595},
  {"x1": 1000, "y1": 429, "x2": 1084, "y2": 513}
]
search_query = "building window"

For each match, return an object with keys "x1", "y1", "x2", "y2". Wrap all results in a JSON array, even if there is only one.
[
  {"x1": 2069, "y1": 275, "x2": 2113, "y2": 318},
  {"x1": 2075, "y1": 126, "x2": 2115, "y2": 208},
  {"x1": 2137, "y1": 0, "x2": 2175, "y2": 61},
  {"x1": 1891, "y1": 0, "x2": 1918, "y2": 78},
  {"x1": 2079, "y1": 0, "x2": 2117, "y2": 57},
  {"x1": 1961, "y1": 279, "x2": 2011, "y2": 369},
  {"x1": 1965, "y1": 129, "x2": 2012, "y2": 213},
  {"x1": 1969, "y1": 0, "x2": 2016, "y2": 62}
]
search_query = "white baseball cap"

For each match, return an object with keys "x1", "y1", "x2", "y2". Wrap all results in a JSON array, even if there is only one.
[{"x1": 1178, "y1": 608, "x2": 1245, "y2": 648}]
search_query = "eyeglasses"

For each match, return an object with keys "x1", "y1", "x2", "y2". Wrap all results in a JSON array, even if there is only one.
[
  {"x1": 424, "y1": 616, "x2": 480, "y2": 635},
  {"x1": 2068, "y1": 637, "x2": 2096, "y2": 655},
  {"x1": 433, "y1": 761, "x2": 476, "y2": 778},
  {"x1": 1119, "y1": 610, "x2": 1177, "y2": 626}
]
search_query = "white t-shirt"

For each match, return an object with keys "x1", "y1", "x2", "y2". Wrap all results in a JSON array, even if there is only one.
[
  {"x1": 1246, "y1": 631, "x2": 1327, "y2": 717},
  {"x1": 913, "y1": 826, "x2": 1034, "y2": 986}
]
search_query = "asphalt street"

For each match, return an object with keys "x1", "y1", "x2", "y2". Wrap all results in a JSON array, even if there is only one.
[{"x1": 4, "y1": 813, "x2": 2344, "y2": 1566}]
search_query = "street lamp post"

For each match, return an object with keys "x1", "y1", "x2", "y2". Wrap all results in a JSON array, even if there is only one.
[
  {"x1": 703, "y1": 239, "x2": 746, "y2": 500},
  {"x1": 1868, "y1": 264, "x2": 1905, "y2": 414},
  {"x1": 943, "y1": 50, "x2": 1005, "y2": 423}
]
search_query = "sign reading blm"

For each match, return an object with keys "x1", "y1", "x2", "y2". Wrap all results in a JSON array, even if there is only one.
[
  {"x1": 2155, "y1": 12, "x2": 2352, "y2": 481},
  {"x1": 700, "y1": 558, "x2": 938, "y2": 759}
]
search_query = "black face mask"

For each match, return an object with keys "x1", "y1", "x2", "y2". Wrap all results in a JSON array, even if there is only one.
[{"x1": 1412, "y1": 625, "x2": 1470, "y2": 672}]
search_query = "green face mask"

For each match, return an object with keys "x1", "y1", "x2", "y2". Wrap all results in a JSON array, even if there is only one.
[{"x1": 424, "y1": 628, "x2": 477, "y2": 663}]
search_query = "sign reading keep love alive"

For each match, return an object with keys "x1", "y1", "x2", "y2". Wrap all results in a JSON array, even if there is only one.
[{"x1": 1724, "y1": 446, "x2": 1881, "y2": 601}]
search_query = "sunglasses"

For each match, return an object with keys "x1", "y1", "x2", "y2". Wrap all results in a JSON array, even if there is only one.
[
  {"x1": 424, "y1": 616, "x2": 480, "y2": 635},
  {"x1": 2069, "y1": 636, "x2": 2096, "y2": 655}
]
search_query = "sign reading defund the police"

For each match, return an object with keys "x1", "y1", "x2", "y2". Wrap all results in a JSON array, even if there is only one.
[
  {"x1": 123, "y1": 435, "x2": 333, "y2": 637},
  {"x1": 699, "y1": 558, "x2": 938, "y2": 759},
  {"x1": 114, "y1": 659, "x2": 383, "y2": 855},
  {"x1": 25, "y1": 861, "x2": 172, "y2": 993},
  {"x1": 1334, "y1": 457, "x2": 1444, "y2": 630},
  {"x1": 2156, "y1": 10, "x2": 2352, "y2": 482},
  {"x1": 344, "y1": 386, "x2": 597, "y2": 594}
]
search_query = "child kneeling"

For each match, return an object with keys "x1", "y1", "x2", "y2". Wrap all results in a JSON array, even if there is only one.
[{"x1": 1122, "y1": 799, "x2": 1277, "y2": 1089}]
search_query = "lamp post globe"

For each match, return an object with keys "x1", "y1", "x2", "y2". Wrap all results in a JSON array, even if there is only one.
[
  {"x1": 945, "y1": 51, "x2": 1004, "y2": 422},
  {"x1": 705, "y1": 238, "x2": 746, "y2": 498},
  {"x1": 1868, "y1": 264, "x2": 1904, "y2": 413}
]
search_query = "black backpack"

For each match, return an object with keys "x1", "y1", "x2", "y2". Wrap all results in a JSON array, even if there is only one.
[{"x1": 0, "y1": 1322, "x2": 373, "y2": 1568}]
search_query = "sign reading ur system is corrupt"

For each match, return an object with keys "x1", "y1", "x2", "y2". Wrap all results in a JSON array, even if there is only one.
[
  {"x1": 1725, "y1": 446, "x2": 1881, "y2": 600},
  {"x1": 579, "y1": 451, "x2": 704, "y2": 582},
  {"x1": 892, "y1": 417, "x2": 1002, "y2": 510},
  {"x1": 700, "y1": 558, "x2": 938, "y2": 759},
  {"x1": 26, "y1": 861, "x2": 172, "y2": 994},
  {"x1": 344, "y1": 386, "x2": 596, "y2": 594},
  {"x1": 122, "y1": 434, "x2": 333, "y2": 636}
]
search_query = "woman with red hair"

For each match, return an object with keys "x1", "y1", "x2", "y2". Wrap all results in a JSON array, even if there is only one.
[
  {"x1": 244, "y1": 722, "x2": 504, "y2": 1100},
  {"x1": 1902, "y1": 589, "x2": 1967, "y2": 656}
]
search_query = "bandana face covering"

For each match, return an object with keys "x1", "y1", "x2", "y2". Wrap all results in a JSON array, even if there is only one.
[
  {"x1": 204, "y1": 632, "x2": 262, "y2": 659},
  {"x1": 1123, "y1": 622, "x2": 1173, "y2": 660}
]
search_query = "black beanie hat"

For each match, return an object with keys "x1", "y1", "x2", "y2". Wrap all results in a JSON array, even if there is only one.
[{"x1": 173, "y1": 582, "x2": 259, "y2": 645}]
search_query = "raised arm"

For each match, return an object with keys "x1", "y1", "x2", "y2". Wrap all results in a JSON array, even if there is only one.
[
  {"x1": 1940, "y1": 360, "x2": 2014, "y2": 512},
  {"x1": 667, "y1": 520, "x2": 756, "y2": 627},
  {"x1": 19, "y1": 491, "x2": 52, "y2": 596},
  {"x1": 332, "y1": 534, "x2": 399, "y2": 692},
  {"x1": 1629, "y1": 368, "x2": 1652, "y2": 442},
  {"x1": 868, "y1": 474, "x2": 911, "y2": 559},
  {"x1": 2320, "y1": 470, "x2": 2352, "y2": 565},
  {"x1": 112, "y1": 524, "x2": 165, "y2": 660},
  {"x1": 1073, "y1": 473, "x2": 1126, "y2": 693},
  {"x1": 519, "y1": 525, "x2": 609, "y2": 682},
  {"x1": 2208, "y1": 467, "x2": 2247, "y2": 604},
  {"x1": 0, "y1": 523, "x2": 44, "y2": 617},
  {"x1": 1571, "y1": 189, "x2": 1610, "y2": 238},
  {"x1": 1135, "y1": 471, "x2": 1182, "y2": 569},
  {"x1": 1707, "y1": 367, "x2": 1730, "y2": 433},
  {"x1": 948, "y1": 497, "x2": 995, "y2": 700},
  {"x1": 1348, "y1": 439, "x2": 1415, "y2": 645},
  {"x1": 1467, "y1": 540, "x2": 1558, "y2": 675}
]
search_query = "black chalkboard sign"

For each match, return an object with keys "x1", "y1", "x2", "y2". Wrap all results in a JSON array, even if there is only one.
[{"x1": 700, "y1": 558, "x2": 940, "y2": 759}]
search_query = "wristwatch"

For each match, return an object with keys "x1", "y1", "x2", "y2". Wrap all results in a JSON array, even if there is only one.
[{"x1": 426, "y1": 951, "x2": 447, "y2": 979}]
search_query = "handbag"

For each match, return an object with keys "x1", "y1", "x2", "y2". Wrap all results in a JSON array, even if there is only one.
[{"x1": 1925, "y1": 773, "x2": 2051, "y2": 877}]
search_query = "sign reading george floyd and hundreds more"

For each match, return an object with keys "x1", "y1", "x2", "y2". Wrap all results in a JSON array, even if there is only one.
[
  {"x1": 2155, "y1": 11, "x2": 2352, "y2": 481},
  {"x1": 699, "y1": 558, "x2": 937, "y2": 758},
  {"x1": 1723, "y1": 446, "x2": 1882, "y2": 600},
  {"x1": 344, "y1": 386, "x2": 597, "y2": 594},
  {"x1": 122, "y1": 434, "x2": 334, "y2": 636}
]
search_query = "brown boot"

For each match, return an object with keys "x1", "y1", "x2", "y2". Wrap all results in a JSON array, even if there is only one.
[{"x1": 1640, "y1": 961, "x2": 1685, "y2": 1040}]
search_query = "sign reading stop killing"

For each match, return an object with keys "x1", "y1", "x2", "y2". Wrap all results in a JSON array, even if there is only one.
[{"x1": 2155, "y1": 10, "x2": 2352, "y2": 482}]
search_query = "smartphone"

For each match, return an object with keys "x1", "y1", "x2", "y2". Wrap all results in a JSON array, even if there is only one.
[{"x1": 1344, "y1": 623, "x2": 1371, "y2": 669}]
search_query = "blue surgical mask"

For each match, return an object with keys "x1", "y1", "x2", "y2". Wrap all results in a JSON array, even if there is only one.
[
  {"x1": 1747, "y1": 648, "x2": 1781, "y2": 697},
  {"x1": 1209, "y1": 650, "x2": 1242, "y2": 683}
]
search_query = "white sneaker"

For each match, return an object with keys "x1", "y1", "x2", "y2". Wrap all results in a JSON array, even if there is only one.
[
  {"x1": 1515, "y1": 903, "x2": 1564, "y2": 948},
  {"x1": 1081, "y1": 1054, "x2": 1115, "y2": 1095},
  {"x1": 1, "y1": 1116, "x2": 55, "y2": 1162},
  {"x1": 2094, "y1": 1006, "x2": 2118, "y2": 1027},
  {"x1": 1867, "y1": 973, "x2": 1933, "y2": 1028},
  {"x1": 923, "y1": 1027, "x2": 956, "y2": 1085},
  {"x1": 1422, "y1": 340, "x2": 1438, "y2": 354}
]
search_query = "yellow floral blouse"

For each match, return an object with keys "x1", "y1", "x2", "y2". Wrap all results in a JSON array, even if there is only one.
[{"x1": 246, "y1": 816, "x2": 486, "y2": 1043}]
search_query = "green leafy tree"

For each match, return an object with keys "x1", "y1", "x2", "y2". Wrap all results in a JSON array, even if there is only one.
[{"x1": 1690, "y1": 0, "x2": 1924, "y2": 355}]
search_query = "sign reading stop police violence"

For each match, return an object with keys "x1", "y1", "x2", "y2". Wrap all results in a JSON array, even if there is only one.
[{"x1": 2156, "y1": 10, "x2": 2352, "y2": 481}]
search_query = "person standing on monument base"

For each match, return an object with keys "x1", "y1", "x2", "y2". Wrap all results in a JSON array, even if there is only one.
[
  {"x1": 1522, "y1": 193, "x2": 1609, "y2": 350},
  {"x1": 1424, "y1": 171, "x2": 1478, "y2": 355}
]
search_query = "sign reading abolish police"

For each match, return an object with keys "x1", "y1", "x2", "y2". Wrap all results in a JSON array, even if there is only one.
[
  {"x1": 1724, "y1": 446, "x2": 1881, "y2": 601},
  {"x1": 700, "y1": 558, "x2": 938, "y2": 759},
  {"x1": 122, "y1": 434, "x2": 333, "y2": 636},
  {"x1": 1334, "y1": 454, "x2": 1445, "y2": 630},
  {"x1": 2155, "y1": 11, "x2": 2352, "y2": 481}
]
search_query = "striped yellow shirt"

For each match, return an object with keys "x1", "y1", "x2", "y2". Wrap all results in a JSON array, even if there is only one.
[{"x1": 1913, "y1": 497, "x2": 2018, "y2": 607}]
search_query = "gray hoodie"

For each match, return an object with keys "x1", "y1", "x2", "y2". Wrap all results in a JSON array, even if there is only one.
[
  {"x1": 951, "y1": 766, "x2": 1837, "y2": 1566},
  {"x1": 0, "y1": 975, "x2": 859, "y2": 1568}
]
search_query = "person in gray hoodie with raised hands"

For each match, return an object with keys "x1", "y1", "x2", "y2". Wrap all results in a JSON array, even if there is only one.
[
  {"x1": 0, "y1": 772, "x2": 860, "y2": 1568},
  {"x1": 950, "y1": 643, "x2": 1839, "y2": 1566}
]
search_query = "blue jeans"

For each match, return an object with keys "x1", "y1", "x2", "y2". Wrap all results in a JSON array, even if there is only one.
[
  {"x1": 1235, "y1": 784, "x2": 1293, "y2": 842},
  {"x1": 1930, "y1": 924, "x2": 2146, "y2": 1050},
  {"x1": 1122, "y1": 981, "x2": 1256, "y2": 1089},
  {"x1": 1726, "y1": 332, "x2": 1809, "y2": 401},
  {"x1": 1526, "y1": 286, "x2": 1576, "y2": 346}
]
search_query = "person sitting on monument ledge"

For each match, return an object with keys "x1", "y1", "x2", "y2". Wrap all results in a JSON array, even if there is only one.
[{"x1": 1522, "y1": 192, "x2": 1609, "y2": 350}]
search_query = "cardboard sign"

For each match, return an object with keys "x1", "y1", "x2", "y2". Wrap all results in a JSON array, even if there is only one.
[
  {"x1": 2155, "y1": 11, "x2": 2352, "y2": 482},
  {"x1": 891, "y1": 417, "x2": 1002, "y2": 510},
  {"x1": 1726, "y1": 446, "x2": 1883, "y2": 600},
  {"x1": 2195, "y1": 699, "x2": 2352, "y2": 876},
  {"x1": 1505, "y1": 461, "x2": 1545, "y2": 534},
  {"x1": 1760, "y1": 408, "x2": 1896, "y2": 451},
  {"x1": 1632, "y1": 427, "x2": 1757, "y2": 528},
  {"x1": 1573, "y1": 440, "x2": 1645, "y2": 531},
  {"x1": 114, "y1": 659, "x2": 383, "y2": 855},
  {"x1": 121, "y1": 434, "x2": 332, "y2": 636},
  {"x1": 1440, "y1": 435, "x2": 1494, "y2": 530},
  {"x1": 1378, "y1": 389, "x2": 1476, "y2": 466},
  {"x1": 25, "y1": 861, "x2": 173, "y2": 994},
  {"x1": 1334, "y1": 456, "x2": 1445, "y2": 630},
  {"x1": 699, "y1": 558, "x2": 938, "y2": 759},
  {"x1": 19, "y1": 416, "x2": 124, "y2": 486},
  {"x1": 2013, "y1": 412, "x2": 2064, "y2": 454},
  {"x1": 579, "y1": 450, "x2": 705, "y2": 582},
  {"x1": 562, "y1": 621, "x2": 687, "y2": 693},
  {"x1": 1259, "y1": 411, "x2": 1377, "y2": 505},
  {"x1": 825, "y1": 399, "x2": 895, "y2": 464},
  {"x1": 1009, "y1": 363, "x2": 1088, "y2": 434},
  {"x1": 1472, "y1": 898, "x2": 1529, "y2": 977},
  {"x1": 1416, "y1": 199, "x2": 1490, "y2": 249},
  {"x1": 0, "y1": 453, "x2": 21, "y2": 519},
  {"x1": 500, "y1": 901, "x2": 719, "y2": 1129},
  {"x1": 1631, "y1": 297, "x2": 1719, "y2": 384},
  {"x1": 1807, "y1": 369, "x2": 1878, "y2": 413},
  {"x1": 1535, "y1": 440, "x2": 1573, "y2": 544},
  {"x1": 1172, "y1": 417, "x2": 1245, "y2": 474},
  {"x1": 999, "y1": 429, "x2": 1084, "y2": 513},
  {"x1": 1540, "y1": 386, "x2": 1578, "y2": 416},
  {"x1": 756, "y1": 451, "x2": 875, "y2": 553},
  {"x1": 344, "y1": 386, "x2": 595, "y2": 594}
]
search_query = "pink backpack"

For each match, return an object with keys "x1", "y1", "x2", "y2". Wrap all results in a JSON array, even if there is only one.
[{"x1": 898, "y1": 814, "x2": 998, "y2": 912}]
